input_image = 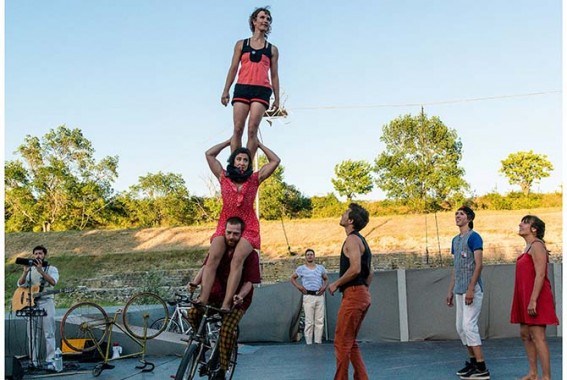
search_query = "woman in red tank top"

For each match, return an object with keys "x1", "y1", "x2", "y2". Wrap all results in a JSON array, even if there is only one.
[
  {"x1": 511, "y1": 215, "x2": 558, "y2": 380},
  {"x1": 220, "y1": 7, "x2": 280, "y2": 159},
  {"x1": 197, "y1": 138, "x2": 280, "y2": 311}
]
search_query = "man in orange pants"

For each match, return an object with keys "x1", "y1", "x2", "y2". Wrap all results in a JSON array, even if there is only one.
[{"x1": 329, "y1": 203, "x2": 373, "y2": 380}]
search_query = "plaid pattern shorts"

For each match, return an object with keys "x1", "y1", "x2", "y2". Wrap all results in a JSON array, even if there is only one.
[{"x1": 187, "y1": 306, "x2": 245, "y2": 371}]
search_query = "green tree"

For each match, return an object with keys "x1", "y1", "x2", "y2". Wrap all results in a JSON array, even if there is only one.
[
  {"x1": 311, "y1": 193, "x2": 344, "y2": 218},
  {"x1": 258, "y1": 156, "x2": 311, "y2": 220},
  {"x1": 5, "y1": 126, "x2": 118, "y2": 231},
  {"x1": 331, "y1": 160, "x2": 374, "y2": 202},
  {"x1": 499, "y1": 151, "x2": 554, "y2": 196},
  {"x1": 374, "y1": 111, "x2": 468, "y2": 212},
  {"x1": 123, "y1": 171, "x2": 196, "y2": 227}
]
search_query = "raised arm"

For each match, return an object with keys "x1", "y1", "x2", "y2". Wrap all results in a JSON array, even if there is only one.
[
  {"x1": 257, "y1": 142, "x2": 281, "y2": 183},
  {"x1": 205, "y1": 138, "x2": 231, "y2": 180},
  {"x1": 221, "y1": 40, "x2": 244, "y2": 106},
  {"x1": 269, "y1": 44, "x2": 280, "y2": 110}
]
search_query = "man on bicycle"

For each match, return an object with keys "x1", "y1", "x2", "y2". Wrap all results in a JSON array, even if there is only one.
[{"x1": 188, "y1": 216, "x2": 260, "y2": 380}]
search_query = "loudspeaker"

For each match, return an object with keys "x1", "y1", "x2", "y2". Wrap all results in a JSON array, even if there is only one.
[{"x1": 5, "y1": 356, "x2": 24, "y2": 380}]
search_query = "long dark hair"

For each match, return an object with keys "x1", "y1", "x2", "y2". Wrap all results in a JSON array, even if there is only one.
[
  {"x1": 522, "y1": 215, "x2": 546, "y2": 242},
  {"x1": 226, "y1": 148, "x2": 253, "y2": 183}
]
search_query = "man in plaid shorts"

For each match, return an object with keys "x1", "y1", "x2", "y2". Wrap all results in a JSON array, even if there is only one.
[{"x1": 188, "y1": 216, "x2": 260, "y2": 380}]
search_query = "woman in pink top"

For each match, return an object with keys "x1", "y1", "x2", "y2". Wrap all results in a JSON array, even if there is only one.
[
  {"x1": 198, "y1": 138, "x2": 280, "y2": 311},
  {"x1": 220, "y1": 7, "x2": 280, "y2": 159}
]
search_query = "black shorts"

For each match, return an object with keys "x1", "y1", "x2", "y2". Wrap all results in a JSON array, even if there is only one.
[{"x1": 232, "y1": 84, "x2": 272, "y2": 108}]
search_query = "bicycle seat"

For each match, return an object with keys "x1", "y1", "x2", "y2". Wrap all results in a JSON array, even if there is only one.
[{"x1": 167, "y1": 300, "x2": 178, "y2": 306}]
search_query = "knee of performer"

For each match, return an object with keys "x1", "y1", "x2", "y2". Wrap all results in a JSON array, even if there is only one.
[
  {"x1": 233, "y1": 126, "x2": 244, "y2": 137},
  {"x1": 531, "y1": 332, "x2": 547, "y2": 345},
  {"x1": 520, "y1": 329, "x2": 532, "y2": 342},
  {"x1": 247, "y1": 127, "x2": 259, "y2": 139}
]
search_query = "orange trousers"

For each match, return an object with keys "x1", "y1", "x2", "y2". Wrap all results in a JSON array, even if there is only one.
[{"x1": 334, "y1": 285, "x2": 371, "y2": 380}]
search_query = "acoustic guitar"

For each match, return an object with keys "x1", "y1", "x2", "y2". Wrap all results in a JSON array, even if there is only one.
[{"x1": 12, "y1": 285, "x2": 73, "y2": 312}]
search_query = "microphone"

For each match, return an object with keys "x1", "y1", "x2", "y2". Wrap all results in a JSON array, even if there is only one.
[{"x1": 15, "y1": 257, "x2": 49, "y2": 267}]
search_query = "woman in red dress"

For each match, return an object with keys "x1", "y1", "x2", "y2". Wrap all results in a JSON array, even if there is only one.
[
  {"x1": 198, "y1": 138, "x2": 280, "y2": 310},
  {"x1": 510, "y1": 215, "x2": 559, "y2": 380}
]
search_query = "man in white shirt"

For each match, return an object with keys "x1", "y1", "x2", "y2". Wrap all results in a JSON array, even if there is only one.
[
  {"x1": 17, "y1": 245, "x2": 60, "y2": 370},
  {"x1": 291, "y1": 249, "x2": 328, "y2": 344}
]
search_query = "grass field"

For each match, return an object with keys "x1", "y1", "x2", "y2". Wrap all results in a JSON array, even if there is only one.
[
  {"x1": 4, "y1": 207, "x2": 562, "y2": 308},
  {"x1": 5, "y1": 207, "x2": 562, "y2": 261}
]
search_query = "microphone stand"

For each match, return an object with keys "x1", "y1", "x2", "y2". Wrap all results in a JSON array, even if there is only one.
[
  {"x1": 26, "y1": 265, "x2": 36, "y2": 369},
  {"x1": 23, "y1": 264, "x2": 47, "y2": 370}
]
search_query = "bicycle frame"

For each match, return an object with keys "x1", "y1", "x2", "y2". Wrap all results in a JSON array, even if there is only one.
[
  {"x1": 87, "y1": 306, "x2": 156, "y2": 376},
  {"x1": 168, "y1": 302, "x2": 192, "y2": 334},
  {"x1": 61, "y1": 293, "x2": 168, "y2": 377},
  {"x1": 175, "y1": 303, "x2": 228, "y2": 380}
]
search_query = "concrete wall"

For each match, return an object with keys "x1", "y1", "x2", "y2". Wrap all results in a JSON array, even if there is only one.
[{"x1": 5, "y1": 264, "x2": 562, "y2": 358}]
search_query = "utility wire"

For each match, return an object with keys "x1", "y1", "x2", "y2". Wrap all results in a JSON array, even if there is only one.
[{"x1": 290, "y1": 90, "x2": 561, "y2": 110}]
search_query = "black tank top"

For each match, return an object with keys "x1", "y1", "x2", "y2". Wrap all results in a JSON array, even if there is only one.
[
  {"x1": 241, "y1": 38, "x2": 272, "y2": 63},
  {"x1": 339, "y1": 230, "x2": 372, "y2": 292}
]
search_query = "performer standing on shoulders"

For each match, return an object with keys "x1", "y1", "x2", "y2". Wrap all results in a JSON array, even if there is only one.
[
  {"x1": 17, "y1": 245, "x2": 59, "y2": 370},
  {"x1": 221, "y1": 6, "x2": 280, "y2": 159}
]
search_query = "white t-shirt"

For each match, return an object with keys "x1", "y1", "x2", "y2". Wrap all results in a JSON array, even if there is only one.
[{"x1": 295, "y1": 264, "x2": 327, "y2": 292}]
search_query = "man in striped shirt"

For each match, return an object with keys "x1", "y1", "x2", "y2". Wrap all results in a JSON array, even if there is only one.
[{"x1": 291, "y1": 249, "x2": 328, "y2": 344}]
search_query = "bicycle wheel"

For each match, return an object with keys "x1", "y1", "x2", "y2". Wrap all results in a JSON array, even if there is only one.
[
  {"x1": 151, "y1": 317, "x2": 183, "y2": 333},
  {"x1": 175, "y1": 342, "x2": 200, "y2": 380},
  {"x1": 123, "y1": 292, "x2": 168, "y2": 339},
  {"x1": 61, "y1": 302, "x2": 109, "y2": 353}
]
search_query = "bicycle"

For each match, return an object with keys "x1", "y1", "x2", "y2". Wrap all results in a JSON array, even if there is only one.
[
  {"x1": 175, "y1": 301, "x2": 238, "y2": 380},
  {"x1": 60, "y1": 292, "x2": 169, "y2": 377},
  {"x1": 150, "y1": 292, "x2": 193, "y2": 335}
]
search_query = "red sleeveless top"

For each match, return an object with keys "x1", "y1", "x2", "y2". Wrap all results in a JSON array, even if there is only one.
[{"x1": 510, "y1": 244, "x2": 559, "y2": 325}]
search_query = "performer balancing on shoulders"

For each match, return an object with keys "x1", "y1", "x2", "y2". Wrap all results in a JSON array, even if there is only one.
[
  {"x1": 17, "y1": 245, "x2": 60, "y2": 370},
  {"x1": 197, "y1": 138, "x2": 279, "y2": 312},
  {"x1": 221, "y1": 6, "x2": 280, "y2": 159}
]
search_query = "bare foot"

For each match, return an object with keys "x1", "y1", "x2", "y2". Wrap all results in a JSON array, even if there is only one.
[{"x1": 516, "y1": 375, "x2": 537, "y2": 380}]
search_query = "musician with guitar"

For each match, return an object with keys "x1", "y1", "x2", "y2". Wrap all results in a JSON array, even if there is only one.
[{"x1": 17, "y1": 245, "x2": 60, "y2": 370}]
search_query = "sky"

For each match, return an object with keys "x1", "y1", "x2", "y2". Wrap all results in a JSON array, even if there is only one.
[{"x1": 4, "y1": 0, "x2": 563, "y2": 201}]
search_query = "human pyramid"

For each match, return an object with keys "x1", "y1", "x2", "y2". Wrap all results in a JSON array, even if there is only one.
[
  {"x1": 185, "y1": 7, "x2": 281, "y2": 380},
  {"x1": 184, "y1": 7, "x2": 559, "y2": 380}
]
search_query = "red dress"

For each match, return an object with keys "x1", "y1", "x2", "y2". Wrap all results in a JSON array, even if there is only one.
[
  {"x1": 211, "y1": 171, "x2": 261, "y2": 249},
  {"x1": 510, "y1": 251, "x2": 559, "y2": 325}
]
